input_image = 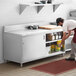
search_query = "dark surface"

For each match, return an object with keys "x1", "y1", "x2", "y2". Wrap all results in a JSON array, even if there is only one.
[
  {"x1": 50, "y1": 22, "x2": 57, "y2": 25},
  {"x1": 31, "y1": 59, "x2": 76, "y2": 75}
]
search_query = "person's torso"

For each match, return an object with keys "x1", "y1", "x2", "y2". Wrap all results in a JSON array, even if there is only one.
[{"x1": 63, "y1": 20, "x2": 76, "y2": 32}]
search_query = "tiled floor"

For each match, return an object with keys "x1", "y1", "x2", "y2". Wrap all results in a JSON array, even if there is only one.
[{"x1": 0, "y1": 52, "x2": 76, "y2": 76}]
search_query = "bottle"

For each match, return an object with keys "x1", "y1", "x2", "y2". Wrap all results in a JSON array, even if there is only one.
[
  {"x1": 56, "y1": 45, "x2": 61, "y2": 51},
  {"x1": 54, "y1": 33, "x2": 56, "y2": 40},
  {"x1": 56, "y1": 33, "x2": 58, "y2": 40},
  {"x1": 51, "y1": 44, "x2": 55, "y2": 53},
  {"x1": 56, "y1": 40, "x2": 62, "y2": 51},
  {"x1": 62, "y1": 44, "x2": 65, "y2": 51},
  {"x1": 51, "y1": 33, "x2": 55, "y2": 40},
  {"x1": 49, "y1": 46, "x2": 51, "y2": 54},
  {"x1": 46, "y1": 34, "x2": 52, "y2": 41},
  {"x1": 57, "y1": 40, "x2": 61, "y2": 44},
  {"x1": 58, "y1": 32, "x2": 61, "y2": 39}
]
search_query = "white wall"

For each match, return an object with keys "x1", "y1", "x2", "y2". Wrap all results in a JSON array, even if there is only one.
[
  {"x1": 0, "y1": 0, "x2": 53, "y2": 63},
  {"x1": 52, "y1": 0, "x2": 75, "y2": 20},
  {"x1": 0, "y1": 0, "x2": 76, "y2": 63}
]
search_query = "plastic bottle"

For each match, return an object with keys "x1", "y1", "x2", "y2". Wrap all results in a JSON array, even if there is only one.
[
  {"x1": 58, "y1": 32, "x2": 61, "y2": 39},
  {"x1": 56, "y1": 40, "x2": 62, "y2": 51},
  {"x1": 56, "y1": 33, "x2": 58, "y2": 40},
  {"x1": 49, "y1": 46, "x2": 51, "y2": 54},
  {"x1": 51, "y1": 44, "x2": 55, "y2": 52},
  {"x1": 57, "y1": 40, "x2": 61, "y2": 44},
  {"x1": 54, "y1": 33, "x2": 56, "y2": 40},
  {"x1": 51, "y1": 33, "x2": 55, "y2": 40}
]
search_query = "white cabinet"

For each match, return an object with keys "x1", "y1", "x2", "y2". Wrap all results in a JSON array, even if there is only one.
[
  {"x1": 3, "y1": 24, "x2": 72, "y2": 67},
  {"x1": 4, "y1": 32, "x2": 47, "y2": 67},
  {"x1": 22, "y1": 34, "x2": 46, "y2": 63},
  {"x1": 4, "y1": 33, "x2": 23, "y2": 64}
]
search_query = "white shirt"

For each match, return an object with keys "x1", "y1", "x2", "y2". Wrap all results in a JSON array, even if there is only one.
[{"x1": 63, "y1": 20, "x2": 76, "y2": 32}]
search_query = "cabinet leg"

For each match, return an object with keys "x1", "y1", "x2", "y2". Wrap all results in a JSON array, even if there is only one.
[{"x1": 20, "y1": 63, "x2": 23, "y2": 67}]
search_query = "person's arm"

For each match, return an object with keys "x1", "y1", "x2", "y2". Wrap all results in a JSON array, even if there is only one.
[
  {"x1": 61, "y1": 30, "x2": 71, "y2": 44},
  {"x1": 58, "y1": 30, "x2": 71, "y2": 47}
]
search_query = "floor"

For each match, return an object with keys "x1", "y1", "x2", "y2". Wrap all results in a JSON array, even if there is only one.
[{"x1": 0, "y1": 52, "x2": 76, "y2": 76}]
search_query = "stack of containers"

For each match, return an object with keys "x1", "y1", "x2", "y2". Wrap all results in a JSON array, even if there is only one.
[{"x1": 56, "y1": 40, "x2": 61, "y2": 51}]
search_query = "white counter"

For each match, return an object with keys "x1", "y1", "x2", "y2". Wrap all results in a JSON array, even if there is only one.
[
  {"x1": 4, "y1": 24, "x2": 69, "y2": 67},
  {"x1": 6, "y1": 29, "x2": 63, "y2": 36}
]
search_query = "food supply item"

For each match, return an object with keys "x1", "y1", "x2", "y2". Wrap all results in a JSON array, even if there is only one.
[
  {"x1": 56, "y1": 40, "x2": 62, "y2": 51},
  {"x1": 46, "y1": 33, "x2": 55, "y2": 41},
  {"x1": 51, "y1": 33, "x2": 55, "y2": 40},
  {"x1": 55, "y1": 45, "x2": 61, "y2": 51},
  {"x1": 57, "y1": 40, "x2": 61, "y2": 44},
  {"x1": 51, "y1": 44, "x2": 55, "y2": 52},
  {"x1": 49, "y1": 46, "x2": 51, "y2": 54},
  {"x1": 62, "y1": 44, "x2": 65, "y2": 51},
  {"x1": 58, "y1": 32, "x2": 62, "y2": 39},
  {"x1": 56, "y1": 33, "x2": 59, "y2": 40},
  {"x1": 46, "y1": 34, "x2": 52, "y2": 41},
  {"x1": 54, "y1": 33, "x2": 56, "y2": 40}
]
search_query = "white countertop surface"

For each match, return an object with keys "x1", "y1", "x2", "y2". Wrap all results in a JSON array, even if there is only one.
[{"x1": 5, "y1": 28, "x2": 63, "y2": 36}]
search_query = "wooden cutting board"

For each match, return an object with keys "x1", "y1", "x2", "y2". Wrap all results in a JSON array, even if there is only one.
[{"x1": 39, "y1": 25, "x2": 62, "y2": 30}]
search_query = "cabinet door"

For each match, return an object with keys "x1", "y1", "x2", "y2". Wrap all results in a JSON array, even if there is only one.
[{"x1": 22, "y1": 34, "x2": 46, "y2": 62}]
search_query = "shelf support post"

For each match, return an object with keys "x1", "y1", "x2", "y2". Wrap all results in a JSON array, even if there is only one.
[
  {"x1": 53, "y1": 4, "x2": 60, "y2": 12},
  {"x1": 35, "y1": 6, "x2": 44, "y2": 13},
  {"x1": 19, "y1": 4, "x2": 27, "y2": 14}
]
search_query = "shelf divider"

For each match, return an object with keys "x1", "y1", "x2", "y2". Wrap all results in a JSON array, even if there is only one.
[
  {"x1": 46, "y1": 39, "x2": 62, "y2": 43},
  {"x1": 19, "y1": 3, "x2": 62, "y2": 14},
  {"x1": 36, "y1": 6, "x2": 44, "y2": 13},
  {"x1": 53, "y1": 4, "x2": 60, "y2": 12},
  {"x1": 19, "y1": 4, "x2": 27, "y2": 14}
]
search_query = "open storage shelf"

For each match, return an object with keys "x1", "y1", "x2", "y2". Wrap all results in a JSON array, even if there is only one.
[
  {"x1": 46, "y1": 39, "x2": 62, "y2": 43},
  {"x1": 45, "y1": 51, "x2": 65, "y2": 57},
  {"x1": 45, "y1": 31, "x2": 65, "y2": 55},
  {"x1": 19, "y1": 3, "x2": 62, "y2": 14},
  {"x1": 65, "y1": 49, "x2": 71, "y2": 52}
]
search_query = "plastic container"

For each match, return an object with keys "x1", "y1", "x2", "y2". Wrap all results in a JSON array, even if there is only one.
[
  {"x1": 57, "y1": 40, "x2": 61, "y2": 44},
  {"x1": 56, "y1": 40, "x2": 62, "y2": 51},
  {"x1": 58, "y1": 32, "x2": 61, "y2": 39},
  {"x1": 49, "y1": 46, "x2": 51, "y2": 54},
  {"x1": 51, "y1": 44, "x2": 55, "y2": 52},
  {"x1": 54, "y1": 33, "x2": 56, "y2": 40},
  {"x1": 55, "y1": 45, "x2": 61, "y2": 51},
  {"x1": 56, "y1": 34, "x2": 59, "y2": 40},
  {"x1": 46, "y1": 34, "x2": 52, "y2": 41},
  {"x1": 52, "y1": 33, "x2": 55, "y2": 40}
]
